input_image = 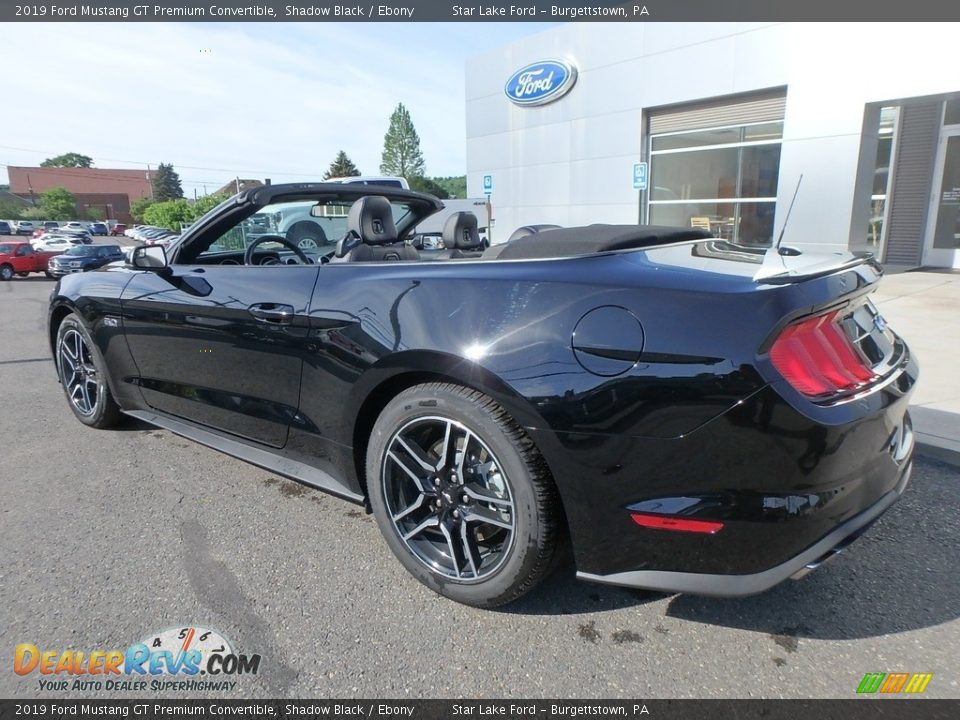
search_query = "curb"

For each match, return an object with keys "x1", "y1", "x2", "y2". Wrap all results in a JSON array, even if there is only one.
[{"x1": 912, "y1": 407, "x2": 960, "y2": 469}]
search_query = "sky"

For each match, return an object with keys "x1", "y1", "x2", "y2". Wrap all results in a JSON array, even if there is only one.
[{"x1": 0, "y1": 22, "x2": 556, "y2": 195}]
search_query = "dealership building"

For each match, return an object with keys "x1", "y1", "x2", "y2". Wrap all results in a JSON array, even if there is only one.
[{"x1": 465, "y1": 23, "x2": 960, "y2": 269}]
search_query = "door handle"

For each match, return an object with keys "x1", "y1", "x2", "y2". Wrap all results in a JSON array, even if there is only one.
[{"x1": 248, "y1": 303, "x2": 295, "y2": 324}]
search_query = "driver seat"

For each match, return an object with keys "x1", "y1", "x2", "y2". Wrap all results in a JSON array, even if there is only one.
[{"x1": 332, "y1": 196, "x2": 418, "y2": 262}]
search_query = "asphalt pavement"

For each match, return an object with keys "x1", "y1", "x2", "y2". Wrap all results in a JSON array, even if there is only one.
[{"x1": 1, "y1": 276, "x2": 958, "y2": 699}]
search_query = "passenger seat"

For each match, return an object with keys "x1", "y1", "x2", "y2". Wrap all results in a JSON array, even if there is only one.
[{"x1": 435, "y1": 212, "x2": 484, "y2": 259}]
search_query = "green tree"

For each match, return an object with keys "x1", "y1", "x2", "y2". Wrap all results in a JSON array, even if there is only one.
[
  {"x1": 152, "y1": 163, "x2": 184, "y2": 202},
  {"x1": 408, "y1": 176, "x2": 450, "y2": 199},
  {"x1": 129, "y1": 197, "x2": 155, "y2": 223},
  {"x1": 142, "y1": 198, "x2": 192, "y2": 231},
  {"x1": 38, "y1": 187, "x2": 77, "y2": 220},
  {"x1": 431, "y1": 176, "x2": 467, "y2": 198},
  {"x1": 21, "y1": 208, "x2": 47, "y2": 220},
  {"x1": 40, "y1": 152, "x2": 93, "y2": 168},
  {"x1": 86, "y1": 207, "x2": 105, "y2": 221},
  {"x1": 190, "y1": 192, "x2": 231, "y2": 219},
  {"x1": 379, "y1": 103, "x2": 425, "y2": 179},
  {"x1": 324, "y1": 151, "x2": 361, "y2": 179},
  {"x1": 0, "y1": 202, "x2": 23, "y2": 220}
]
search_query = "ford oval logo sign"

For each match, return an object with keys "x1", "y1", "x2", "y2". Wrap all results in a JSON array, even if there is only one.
[{"x1": 504, "y1": 60, "x2": 578, "y2": 107}]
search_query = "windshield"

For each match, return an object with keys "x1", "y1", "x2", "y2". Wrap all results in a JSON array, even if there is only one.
[{"x1": 199, "y1": 197, "x2": 418, "y2": 257}]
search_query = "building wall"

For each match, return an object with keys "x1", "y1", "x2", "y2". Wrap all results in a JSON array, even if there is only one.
[
  {"x1": 465, "y1": 23, "x2": 960, "y2": 253},
  {"x1": 8, "y1": 166, "x2": 155, "y2": 202}
]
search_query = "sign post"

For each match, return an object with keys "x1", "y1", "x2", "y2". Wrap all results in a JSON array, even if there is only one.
[{"x1": 483, "y1": 175, "x2": 494, "y2": 245}]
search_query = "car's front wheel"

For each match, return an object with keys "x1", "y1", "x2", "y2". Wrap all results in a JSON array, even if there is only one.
[
  {"x1": 0, "y1": 264, "x2": 13, "y2": 281},
  {"x1": 367, "y1": 383, "x2": 562, "y2": 607},
  {"x1": 55, "y1": 313, "x2": 122, "y2": 429}
]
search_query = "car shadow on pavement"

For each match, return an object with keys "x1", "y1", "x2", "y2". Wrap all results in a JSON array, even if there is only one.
[{"x1": 505, "y1": 459, "x2": 958, "y2": 636}]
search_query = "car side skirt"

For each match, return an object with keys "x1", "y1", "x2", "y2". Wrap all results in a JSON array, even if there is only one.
[
  {"x1": 576, "y1": 475, "x2": 908, "y2": 597},
  {"x1": 124, "y1": 409, "x2": 365, "y2": 505}
]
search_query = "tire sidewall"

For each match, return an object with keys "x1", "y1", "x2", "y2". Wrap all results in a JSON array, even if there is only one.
[
  {"x1": 367, "y1": 384, "x2": 545, "y2": 607},
  {"x1": 0, "y1": 264, "x2": 13, "y2": 281}
]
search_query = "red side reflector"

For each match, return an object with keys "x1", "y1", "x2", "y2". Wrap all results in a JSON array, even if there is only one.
[
  {"x1": 769, "y1": 309, "x2": 876, "y2": 398},
  {"x1": 630, "y1": 513, "x2": 724, "y2": 534}
]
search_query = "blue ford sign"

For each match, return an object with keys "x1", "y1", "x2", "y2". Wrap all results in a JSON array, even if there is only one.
[{"x1": 504, "y1": 59, "x2": 578, "y2": 107}]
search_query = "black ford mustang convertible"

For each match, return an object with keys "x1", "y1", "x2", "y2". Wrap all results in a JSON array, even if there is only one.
[{"x1": 49, "y1": 184, "x2": 917, "y2": 607}]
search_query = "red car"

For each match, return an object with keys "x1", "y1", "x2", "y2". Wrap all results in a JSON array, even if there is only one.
[
  {"x1": 0, "y1": 241, "x2": 59, "y2": 280},
  {"x1": 110, "y1": 224, "x2": 127, "y2": 236}
]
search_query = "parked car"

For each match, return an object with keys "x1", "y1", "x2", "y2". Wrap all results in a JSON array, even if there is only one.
[
  {"x1": 32, "y1": 234, "x2": 85, "y2": 253},
  {"x1": 47, "y1": 183, "x2": 917, "y2": 608},
  {"x1": 43, "y1": 221, "x2": 60, "y2": 231},
  {"x1": 14, "y1": 220, "x2": 35, "y2": 236},
  {"x1": 63, "y1": 222, "x2": 87, "y2": 231},
  {"x1": 110, "y1": 224, "x2": 127, "y2": 236},
  {"x1": 89, "y1": 222, "x2": 109, "y2": 236},
  {"x1": 47, "y1": 244, "x2": 125, "y2": 278},
  {"x1": 57, "y1": 228, "x2": 93, "y2": 244},
  {"x1": 0, "y1": 241, "x2": 58, "y2": 280},
  {"x1": 0, "y1": 221, "x2": 12, "y2": 235}
]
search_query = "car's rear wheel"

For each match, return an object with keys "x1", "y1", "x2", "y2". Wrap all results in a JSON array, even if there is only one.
[
  {"x1": 55, "y1": 314, "x2": 122, "y2": 429},
  {"x1": 367, "y1": 382, "x2": 561, "y2": 607}
]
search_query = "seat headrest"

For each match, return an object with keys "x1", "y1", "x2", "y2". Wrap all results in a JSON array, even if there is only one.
[
  {"x1": 442, "y1": 212, "x2": 482, "y2": 250},
  {"x1": 347, "y1": 196, "x2": 398, "y2": 245}
]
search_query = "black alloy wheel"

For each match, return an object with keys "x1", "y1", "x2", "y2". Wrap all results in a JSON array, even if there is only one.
[
  {"x1": 55, "y1": 314, "x2": 122, "y2": 428},
  {"x1": 368, "y1": 383, "x2": 562, "y2": 607}
]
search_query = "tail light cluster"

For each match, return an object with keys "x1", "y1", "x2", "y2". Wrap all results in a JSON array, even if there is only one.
[{"x1": 769, "y1": 309, "x2": 877, "y2": 398}]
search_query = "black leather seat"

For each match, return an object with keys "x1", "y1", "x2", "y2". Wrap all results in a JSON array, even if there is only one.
[
  {"x1": 435, "y1": 212, "x2": 484, "y2": 260},
  {"x1": 332, "y1": 196, "x2": 418, "y2": 262}
]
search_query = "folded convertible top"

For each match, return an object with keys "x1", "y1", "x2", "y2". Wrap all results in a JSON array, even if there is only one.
[{"x1": 496, "y1": 224, "x2": 713, "y2": 260}]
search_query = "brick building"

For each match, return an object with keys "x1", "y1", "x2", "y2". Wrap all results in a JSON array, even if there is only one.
[{"x1": 7, "y1": 166, "x2": 156, "y2": 223}]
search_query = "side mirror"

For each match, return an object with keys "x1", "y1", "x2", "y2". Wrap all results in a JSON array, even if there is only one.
[{"x1": 132, "y1": 244, "x2": 167, "y2": 269}]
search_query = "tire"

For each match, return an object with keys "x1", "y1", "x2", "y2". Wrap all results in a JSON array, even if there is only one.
[
  {"x1": 44, "y1": 271, "x2": 53, "y2": 279},
  {"x1": 286, "y1": 221, "x2": 327, "y2": 250},
  {"x1": 0, "y1": 264, "x2": 13, "y2": 281},
  {"x1": 55, "y1": 313, "x2": 122, "y2": 429},
  {"x1": 367, "y1": 382, "x2": 561, "y2": 607}
]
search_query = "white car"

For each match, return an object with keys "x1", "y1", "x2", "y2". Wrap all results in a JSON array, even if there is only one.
[
  {"x1": 14, "y1": 220, "x2": 35, "y2": 235},
  {"x1": 32, "y1": 235, "x2": 84, "y2": 252},
  {"x1": 63, "y1": 222, "x2": 88, "y2": 231}
]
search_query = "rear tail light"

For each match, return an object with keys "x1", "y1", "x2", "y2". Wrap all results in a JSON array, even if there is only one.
[{"x1": 770, "y1": 309, "x2": 877, "y2": 398}]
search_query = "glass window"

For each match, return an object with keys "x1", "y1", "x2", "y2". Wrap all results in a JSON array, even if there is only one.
[
  {"x1": 191, "y1": 197, "x2": 418, "y2": 260},
  {"x1": 944, "y1": 98, "x2": 960, "y2": 127},
  {"x1": 854, "y1": 106, "x2": 898, "y2": 254},
  {"x1": 648, "y1": 120, "x2": 782, "y2": 246}
]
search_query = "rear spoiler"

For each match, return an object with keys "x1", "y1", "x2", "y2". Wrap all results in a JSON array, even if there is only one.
[{"x1": 754, "y1": 251, "x2": 882, "y2": 285}]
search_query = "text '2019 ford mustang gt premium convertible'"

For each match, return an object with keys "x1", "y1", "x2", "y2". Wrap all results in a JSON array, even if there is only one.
[{"x1": 48, "y1": 183, "x2": 917, "y2": 608}]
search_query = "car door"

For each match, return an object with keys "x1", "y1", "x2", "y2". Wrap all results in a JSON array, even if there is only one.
[{"x1": 119, "y1": 232, "x2": 320, "y2": 448}]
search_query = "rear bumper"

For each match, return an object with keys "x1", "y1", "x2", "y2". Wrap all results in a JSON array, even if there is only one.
[
  {"x1": 530, "y1": 350, "x2": 918, "y2": 589},
  {"x1": 577, "y1": 458, "x2": 912, "y2": 596}
]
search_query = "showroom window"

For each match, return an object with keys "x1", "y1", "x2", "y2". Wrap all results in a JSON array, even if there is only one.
[
  {"x1": 862, "y1": 106, "x2": 899, "y2": 253},
  {"x1": 646, "y1": 91, "x2": 785, "y2": 246}
]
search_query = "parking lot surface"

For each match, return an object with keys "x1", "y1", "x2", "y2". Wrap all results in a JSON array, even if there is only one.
[{"x1": 1, "y1": 276, "x2": 958, "y2": 699}]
